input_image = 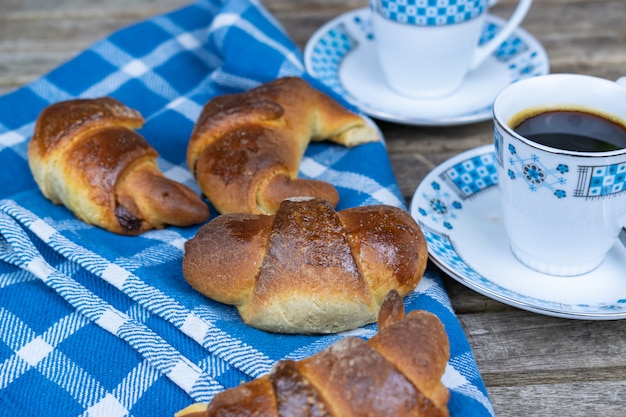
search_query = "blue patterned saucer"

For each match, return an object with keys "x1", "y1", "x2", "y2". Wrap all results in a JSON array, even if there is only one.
[
  {"x1": 304, "y1": 8, "x2": 549, "y2": 126},
  {"x1": 409, "y1": 145, "x2": 626, "y2": 319}
]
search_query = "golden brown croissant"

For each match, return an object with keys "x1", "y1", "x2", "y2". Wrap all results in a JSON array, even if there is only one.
[
  {"x1": 182, "y1": 197, "x2": 428, "y2": 334},
  {"x1": 186, "y1": 77, "x2": 380, "y2": 215},
  {"x1": 176, "y1": 290, "x2": 450, "y2": 417},
  {"x1": 28, "y1": 97, "x2": 210, "y2": 235}
]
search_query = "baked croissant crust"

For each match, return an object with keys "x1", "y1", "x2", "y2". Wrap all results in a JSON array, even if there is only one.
[
  {"x1": 182, "y1": 197, "x2": 428, "y2": 334},
  {"x1": 176, "y1": 290, "x2": 450, "y2": 417},
  {"x1": 186, "y1": 77, "x2": 380, "y2": 215},
  {"x1": 28, "y1": 97, "x2": 210, "y2": 235}
]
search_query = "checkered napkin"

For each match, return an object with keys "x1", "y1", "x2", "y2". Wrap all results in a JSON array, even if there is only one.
[{"x1": 0, "y1": 1, "x2": 494, "y2": 416}]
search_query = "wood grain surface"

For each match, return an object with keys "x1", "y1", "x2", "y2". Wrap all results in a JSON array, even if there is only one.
[{"x1": 2, "y1": 0, "x2": 626, "y2": 415}]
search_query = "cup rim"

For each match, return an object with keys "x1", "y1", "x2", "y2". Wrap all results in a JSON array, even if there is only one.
[{"x1": 493, "y1": 73, "x2": 626, "y2": 158}]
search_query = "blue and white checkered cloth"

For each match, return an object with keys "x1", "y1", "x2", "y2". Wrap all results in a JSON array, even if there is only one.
[{"x1": 0, "y1": 1, "x2": 495, "y2": 416}]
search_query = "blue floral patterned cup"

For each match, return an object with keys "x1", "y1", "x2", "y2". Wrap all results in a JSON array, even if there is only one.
[
  {"x1": 494, "y1": 74, "x2": 626, "y2": 276},
  {"x1": 369, "y1": 0, "x2": 532, "y2": 98}
]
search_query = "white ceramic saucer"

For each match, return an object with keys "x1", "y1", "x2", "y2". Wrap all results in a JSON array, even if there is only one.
[
  {"x1": 304, "y1": 8, "x2": 550, "y2": 126},
  {"x1": 409, "y1": 145, "x2": 626, "y2": 319}
]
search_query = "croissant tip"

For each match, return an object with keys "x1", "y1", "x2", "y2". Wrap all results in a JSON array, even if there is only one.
[
  {"x1": 377, "y1": 290, "x2": 406, "y2": 330},
  {"x1": 174, "y1": 403, "x2": 209, "y2": 417}
]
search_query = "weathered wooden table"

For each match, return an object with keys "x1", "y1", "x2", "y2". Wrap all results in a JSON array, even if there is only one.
[{"x1": 2, "y1": 0, "x2": 626, "y2": 415}]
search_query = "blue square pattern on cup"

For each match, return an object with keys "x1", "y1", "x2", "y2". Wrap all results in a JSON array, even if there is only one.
[
  {"x1": 502, "y1": 142, "x2": 626, "y2": 200},
  {"x1": 576, "y1": 163, "x2": 626, "y2": 198},
  {"x1": 377, "y1": 0, "x2": 488, "y2": 26}
]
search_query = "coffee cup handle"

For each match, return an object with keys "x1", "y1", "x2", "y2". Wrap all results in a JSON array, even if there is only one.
[
  {"x1": 470, "y1": 0, "x2": 533, "y2": 70},
  {"x1": 616, "y1": 76, "x2": 626, "y2": 87}
]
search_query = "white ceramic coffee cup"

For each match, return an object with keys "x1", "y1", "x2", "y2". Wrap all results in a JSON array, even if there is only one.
[
  {"x1": 493, "y1": 73, "x2": 626, "y2": 276},
  {"x1": 369, "y1": 0, "x2": 532, "y2": 99}
]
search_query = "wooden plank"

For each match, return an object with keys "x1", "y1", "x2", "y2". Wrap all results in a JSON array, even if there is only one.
[
  {"x1": 1, "y1": 0, "x2": 189, "y2": 14},
  {"x1": 461, "y1": 311, "x2": 626, "y2": 373},
  {"x1": 489, "y1": 379, "x2": 626, "y2": 417},
  {"x1": 0, "y1": 0, "x2": 189, "y2": 93},
  {"x1": 460, "y1": 310, "x2": 626, "y2": 415}
]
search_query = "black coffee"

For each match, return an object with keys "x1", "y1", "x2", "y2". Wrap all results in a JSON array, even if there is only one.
[{"x1": 511, "y1": 109, "x2": 626, "y2": 152}]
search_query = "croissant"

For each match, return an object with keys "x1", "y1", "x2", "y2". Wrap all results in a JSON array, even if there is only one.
[
  {"x1": 186, "y1": 77, "x2": 380, "y2": 215},
  {"x1": 176, "y1": 290, "x2": 450, "y2": 417},
  {"x1": 28, "y1": 97, "x2": 210, "y2": 235},
  {"x1": 182, "y1": 197, "x2": 428, "y2": 334}
]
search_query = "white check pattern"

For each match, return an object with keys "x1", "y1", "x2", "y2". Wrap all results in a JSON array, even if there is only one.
[{"x1": 0, "y1": 1, "x2": 494, "y2": 416}]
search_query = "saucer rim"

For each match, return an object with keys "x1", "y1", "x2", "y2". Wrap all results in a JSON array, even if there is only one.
[
  {"x1": 303, "y1": 8, "x2": 550, "y2": 126},
  {"x1": 409, "y1": 144, "x2": 626, "y2": 320}
]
